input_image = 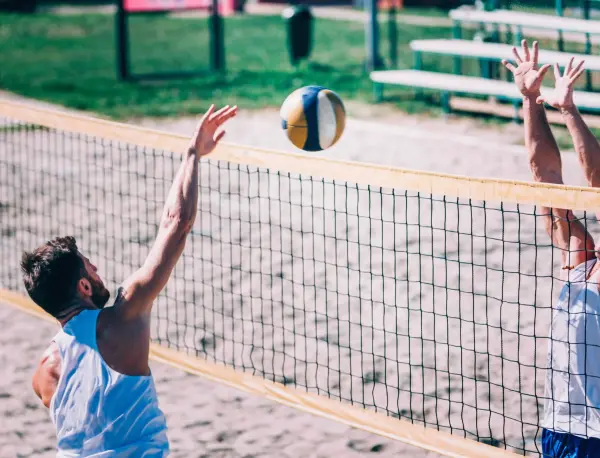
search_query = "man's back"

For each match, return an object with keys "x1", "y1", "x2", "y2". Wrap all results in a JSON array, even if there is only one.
[{"x1": 51, "y1": 309, "x2": 169, "y2": 457}]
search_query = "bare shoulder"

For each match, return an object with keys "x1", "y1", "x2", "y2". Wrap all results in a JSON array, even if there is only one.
[
  {"x1": 32, "y1": 341, "x2": 61, "y2": 408},
  {"x1": 38, "y1": 342, "x2": 61, "y2": 375},
  {"x1": 97, "y1": 303, "x2": 151, "y2": 376}
]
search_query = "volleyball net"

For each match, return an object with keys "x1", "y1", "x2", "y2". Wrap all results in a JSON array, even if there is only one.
[{"x1": 2, "y1": 100, "x2": 600, "y2": 457}]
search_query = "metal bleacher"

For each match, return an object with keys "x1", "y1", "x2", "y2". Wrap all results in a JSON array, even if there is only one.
[{"x1": 371, "y1": 5, "x2": 600, "y2": 122}]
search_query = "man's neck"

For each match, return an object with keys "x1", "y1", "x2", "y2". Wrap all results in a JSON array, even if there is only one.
[{"x1": 57, "y1": 300, "x2": 95, "y2": 327}]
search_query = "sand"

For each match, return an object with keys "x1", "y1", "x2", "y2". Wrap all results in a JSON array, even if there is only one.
[{"x1": 0, "y1": 100, "x2": 593, "y2": 457}]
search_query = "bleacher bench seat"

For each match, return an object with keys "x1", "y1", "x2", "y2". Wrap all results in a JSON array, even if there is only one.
[
  {"x1": 410, "y1": 39, "x2": 600, "y2": 71},
  {"x1": 450, "y1": 8, "x2": 600, "y2": 36},
  {"x1": 370, "y1": 70, "x2": 600, "y2": 116}
]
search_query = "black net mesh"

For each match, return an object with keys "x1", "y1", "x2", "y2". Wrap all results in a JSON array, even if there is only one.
[{"x1": 1, "y1": 117, "x2": 598, "y2": 456}]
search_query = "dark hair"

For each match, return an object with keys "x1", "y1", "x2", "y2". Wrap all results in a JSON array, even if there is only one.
[{"x1": 21, "y1": 236, "x2": 85, "y2": 317}]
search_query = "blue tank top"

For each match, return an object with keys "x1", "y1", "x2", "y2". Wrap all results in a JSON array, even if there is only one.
[{"x1": 50, "y1": 309, "x2": 170, "y2": 457}]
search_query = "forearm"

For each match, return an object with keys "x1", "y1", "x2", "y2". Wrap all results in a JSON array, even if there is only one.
[
  {"x1": 118, "y1": 148, "x2": 199, "y2": 317},
  {"x1": 160, "y1": 147, "x2": 199, "y2": 232},
  {"x1": 523, "y1": 96, "x2": 563, "y2": 183},
  {"x1": 562, "y1": 105, "x2": 600, "y2": 186}
]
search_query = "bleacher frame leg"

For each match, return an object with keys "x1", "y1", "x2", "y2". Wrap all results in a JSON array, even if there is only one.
[
  {"x1": 441, "y1": 91, "x2": 451, "y2": 115},
  {"x1": 514, "y1": 26, "x2": 522, "y2": 46},
  {"x1": 374, "y1": 83, "x2": 383, "y2": 103},
  {"x1": 413, "y1": 52, "x2": 424, "y2": 100},
  {"x1": 586, "y1": 33, "x2": 593, "y2": 91},
  {"x1": 452, "y1": 21, "x2": 462, "y2": 75},
  {"x1": 512, "y1": 100, "x2": 521, "y2": 124}
]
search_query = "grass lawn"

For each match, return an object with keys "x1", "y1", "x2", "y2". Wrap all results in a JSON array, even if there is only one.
[
  {"x1": 1, "y1": 7, "x2": 598, "y2": 126},
  {"x1": 0, "y1": 12, "x2": 458, "y2": 118}
]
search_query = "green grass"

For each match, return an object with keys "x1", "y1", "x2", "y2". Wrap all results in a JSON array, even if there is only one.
[
  {"x1": 397, "y1": 7, "x2": 449, "y2": 18},
  {"x1": 2, "y1": 7, "x2": 596, "y2": 122},
  {"x1": 0, "y1": 12, "x2": 456, "y2": 119}
]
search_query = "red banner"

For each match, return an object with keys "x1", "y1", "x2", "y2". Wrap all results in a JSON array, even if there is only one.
[{"x1": 124, "y1": 0, "x2": 210, "y2": 12}]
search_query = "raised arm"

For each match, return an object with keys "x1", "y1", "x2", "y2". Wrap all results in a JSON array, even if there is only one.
[
  {"x1": 538, "y1": 59, "x2": 600, "y2": 190},
  {"x1": 503, "y1": 41, "x2": 594, "y2": 269},
  {"x1": 117, "y1": 105, "x2": 237, "y2": 320}
]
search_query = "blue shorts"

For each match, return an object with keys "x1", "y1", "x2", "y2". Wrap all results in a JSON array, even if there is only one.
[{"x1": 543, "y1": 429, "x2": 600, "y2": 458}]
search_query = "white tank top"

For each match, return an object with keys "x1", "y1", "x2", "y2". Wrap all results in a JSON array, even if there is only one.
[
  {"x1": 50, "y1": 308, "x2": 170, "y2": 457},
  {"x1": 543, "y1": 259, "x2": 600, "y2": 438}
]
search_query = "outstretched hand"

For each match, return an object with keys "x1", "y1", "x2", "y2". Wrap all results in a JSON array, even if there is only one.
[
  {"x1": 536, "y1": 58, "x2": 585, "y2": 111},
  {"x1": 190, "y1": 104, "x2": 238, "y2": 156},
  {"x1": 502, "y1": 40, "x2": 551, "y2": 98}
]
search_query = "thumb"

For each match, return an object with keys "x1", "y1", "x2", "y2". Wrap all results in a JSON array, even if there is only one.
[
  {"x1": 214, "y1": 130, "x2": 226, "y2": 143},
  {"x1": 538, "y1": 64, "x2": 551, "y2": 78},
  {"x1": 536, "y1": 95, "x2": 546, "y2": 105},
  {"x1": 533, "y1": 64, "x2": 551, "y2": 87}
]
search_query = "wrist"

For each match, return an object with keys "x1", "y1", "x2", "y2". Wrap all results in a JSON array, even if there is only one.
[
  {"x1": 559, "y1": 104, "x2": 578, "y2": 116},
  {"x1": 522, "y1": 93, "x2": 540, "y2": 102},
  {"x1": 522, "y1": 94, "x2": 541, "y2": 108}
]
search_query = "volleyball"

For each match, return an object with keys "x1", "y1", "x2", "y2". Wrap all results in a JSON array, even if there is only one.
[{"x1": 280, "y1": 86, "x2": 346, "y2": 152}]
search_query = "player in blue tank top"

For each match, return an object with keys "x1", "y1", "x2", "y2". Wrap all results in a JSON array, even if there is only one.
[
  {"x1": 22, "y1": 104, "x2": 237, "y2": 457},
  {"x1": 504, "y1": 41, "x2": 600, "y2": 457}
]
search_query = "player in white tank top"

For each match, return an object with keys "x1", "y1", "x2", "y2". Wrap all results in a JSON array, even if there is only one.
[
  {"x1": 23, "y1": 104, "x2": 238, "y2": 457},
  {"x1": 504, "y1": 41, "x2": 600, "y2": 456},
  {"x1": 543, "y1": 260, "x2": 600, "y2": 437}
]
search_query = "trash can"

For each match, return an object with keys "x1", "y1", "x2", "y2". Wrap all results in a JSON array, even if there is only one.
[{"x1": 282, "y1": 5, "x2": 313, "y2": 66}]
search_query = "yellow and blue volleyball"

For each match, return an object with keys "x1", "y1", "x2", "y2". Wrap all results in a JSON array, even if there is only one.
[{"x1": 280, "y1": 86, "x2": 346, "y2": 152}]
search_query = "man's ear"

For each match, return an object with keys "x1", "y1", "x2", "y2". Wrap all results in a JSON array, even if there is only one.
[{"x1": 77, "y1": 277, "x2": 92, "y2": 299}]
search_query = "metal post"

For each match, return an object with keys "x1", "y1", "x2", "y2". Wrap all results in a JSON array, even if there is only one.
[
  {"x1": 514, "y1": 25, "x2": 522, "y2": 45},
  {"x1": 388, "y1": 4, "x2": 397, "y2": 68},
  {"x1": 414, "y1": 51, "x2": 423, "y2": 99},
  {"x1": 441, "y1": 91, "x2": 451, "y2": 115},
  {"x1": 583, "y1": 0, "x2": 591, "y2": 19},
  {"x1": 374, "y1": 83, "x2": 383, "y2": 103},
  {"x1": 485, "y1": 0, "x2": 499, "y2": 10},
  {"x1": 413, "y1": 51, "x2": 423, "y2": 70},
  {"x1": 583, "y1": 0, "x2": 592, "y2": 91},
  {"x1": 210, "y1": 0, "x2": 225, "y2": 72},
  {"x1": 512, "y1": 100, "x2": 521, "y2": 124},
  {"x1": 365, "y1": 0, "x2": 382, "y2": 72},
  {"x1": 452, "y1": 20, "x2": 462, "y2": 75},
  {"x1": 556, "y1": 0, "x2": 564, "y2": 52},
  {"x1": 116, "y1": 0, "x2": 129, "y2": 81},
  {"x1": 505, "y1": 24, "x2": 513, "y2": 81}
]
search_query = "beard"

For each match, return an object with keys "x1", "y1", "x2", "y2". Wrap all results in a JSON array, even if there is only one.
[{"x1": 89, "y1": 277, "x2": 111, "y2": 309}]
